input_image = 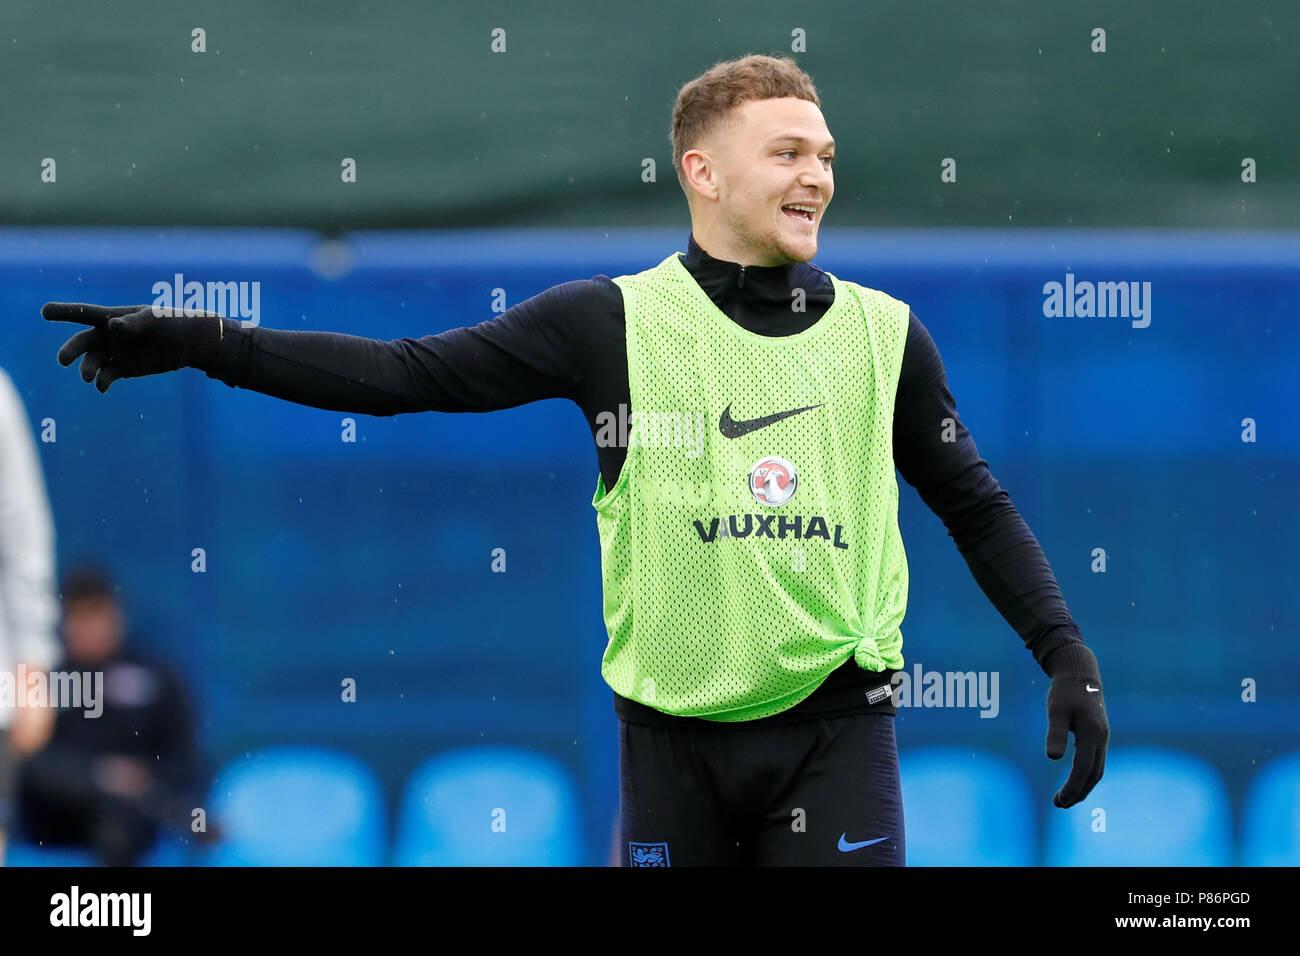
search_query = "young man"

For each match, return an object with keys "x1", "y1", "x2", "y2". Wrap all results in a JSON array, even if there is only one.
[{"x1": 43, "y1": 53, "x2": 1108, "y2": 866}]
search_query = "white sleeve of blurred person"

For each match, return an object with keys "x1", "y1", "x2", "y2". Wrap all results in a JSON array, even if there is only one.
[{"x1": 0, "y1": 366, "x2": 60, "y2": 750}]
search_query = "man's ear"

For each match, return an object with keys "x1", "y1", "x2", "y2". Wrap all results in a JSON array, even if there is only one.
[{"x1": 681, "y1": 149, "x2": 719, "y2": 202}]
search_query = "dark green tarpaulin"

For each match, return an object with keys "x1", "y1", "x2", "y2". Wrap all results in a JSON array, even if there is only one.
[{"x1": 3, "y1": 0, "x2": 1296, "y2": 229}]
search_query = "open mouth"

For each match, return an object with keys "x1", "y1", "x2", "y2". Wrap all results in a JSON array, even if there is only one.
[{"x1": 781, "y1": 205, "x2": 816, "y2": 223}]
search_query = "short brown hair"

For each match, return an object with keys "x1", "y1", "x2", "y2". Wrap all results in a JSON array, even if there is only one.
[
  {"x1": 670, "y1": 54, "x2": 821, "y2": 193},
  {"x1": 60, "y1": 563, "x2": 118, "y2": 609}
]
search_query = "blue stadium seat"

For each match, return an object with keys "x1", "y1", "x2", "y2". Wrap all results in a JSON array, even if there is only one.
[
  {"x1": 1045, "y1": 748, "x2": 1230, "y2": 866},
  {"x1": 3, "y1": 841, "x2": 99, "y2": 867},
  {"x1": 4, "y1": 832, "x2": 189, "y2": 867},
  {"x1": 899, "y1": 747, "x2": 1035, "y2": 865},
  {"x1": 1241, "y1": 751, "x2": 1300, "y2": 865},
  {"x1": 137, "y1": 832, "x2": 194, "y2": 866},
  {"x1": 393, "y1": 745, "x2": 582, "y2": 866},
  {"x1": 202, "y1": 746, "x2": 386, "y2": 866}
]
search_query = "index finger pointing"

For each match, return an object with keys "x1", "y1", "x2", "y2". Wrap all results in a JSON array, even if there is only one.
[{"x1": 42, "y1": 302, "x2": 149, "y2": 328}]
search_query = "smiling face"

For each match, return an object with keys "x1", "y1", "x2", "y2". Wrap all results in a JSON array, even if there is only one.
[{"x1": 681, "y1": 97, "x2": 835, "y2": 267}]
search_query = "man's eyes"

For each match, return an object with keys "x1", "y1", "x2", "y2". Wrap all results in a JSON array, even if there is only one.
[{"x1": 779, "y1": 150, "x2": 835, "y2": 166}]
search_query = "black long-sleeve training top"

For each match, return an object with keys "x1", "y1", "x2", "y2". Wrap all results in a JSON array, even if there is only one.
[{"x1": 193, "y1": 233, "x2": 1088, "y2": 727}]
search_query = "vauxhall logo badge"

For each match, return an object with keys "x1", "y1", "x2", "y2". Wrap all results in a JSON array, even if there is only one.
[
  {"x1": 693, "y1": 452, "x2": 847, "y2": 548},
  {"x1": 749, "y1": 455, "x2": 797, "y2": 507}
]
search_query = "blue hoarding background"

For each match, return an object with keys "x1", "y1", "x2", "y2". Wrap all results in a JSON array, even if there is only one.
[{"x1": 2, "y1": 226, "x2": 1296, "y2": 864}]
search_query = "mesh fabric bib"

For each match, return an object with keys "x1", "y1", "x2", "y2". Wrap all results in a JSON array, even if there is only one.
[{"x1": 592, "y1": 252, "x2": 910, "y2": 720}]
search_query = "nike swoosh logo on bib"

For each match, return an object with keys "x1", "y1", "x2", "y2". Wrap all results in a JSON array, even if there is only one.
[{"x1": 718, "y1": 402, "x2": 824, "y2": 438}]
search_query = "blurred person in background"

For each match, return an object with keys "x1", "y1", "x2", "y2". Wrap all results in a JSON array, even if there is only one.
[
  {"x1": 14, "y1": 565, "x2": 203, "y2": 866},
  {"x1": 0, "y1": 366, "x2": 61, "y2": 866}
]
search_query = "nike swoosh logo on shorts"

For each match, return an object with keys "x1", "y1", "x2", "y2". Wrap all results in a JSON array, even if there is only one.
[
  {"x1": 837, "y1": 833, "x2": 890, "y2": 852},
  {"x1": 1086, "y1": 684, "x2": 1100, "y2": 693},
  {"x1": 718, "y1": 402, "x2": 823, "y2": 438}
]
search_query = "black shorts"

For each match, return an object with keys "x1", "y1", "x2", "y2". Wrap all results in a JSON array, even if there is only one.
[{"x1": 619, "y1": 711, "x2": 904, "y2": 866}]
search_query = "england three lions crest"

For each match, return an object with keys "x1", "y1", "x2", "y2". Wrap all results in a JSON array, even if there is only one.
[{"x1": 628, "y1": 841, "x2": 671, "y2": 866}]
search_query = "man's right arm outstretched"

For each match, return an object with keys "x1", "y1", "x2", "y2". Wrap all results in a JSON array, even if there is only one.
[{"x1": 42, "y1": 283, "x2": 602, "y2": 414}]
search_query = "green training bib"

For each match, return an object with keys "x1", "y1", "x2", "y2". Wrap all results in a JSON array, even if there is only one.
[{"x1": 593, "y1": 252, "x2": 911, "y2": 720}]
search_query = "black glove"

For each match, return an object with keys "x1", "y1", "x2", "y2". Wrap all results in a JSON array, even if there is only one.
[
  {"x1": 1043, "y1": 642, "x2": 1109, "y2": 809},
  {"x1": 43, "y1": 302, "x2": 230, "y2": 393}
]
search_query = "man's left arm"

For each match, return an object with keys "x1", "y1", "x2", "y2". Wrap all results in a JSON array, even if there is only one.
[{"x1": 892, "y1": 312, "x2": 1109, "y2": 808}]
